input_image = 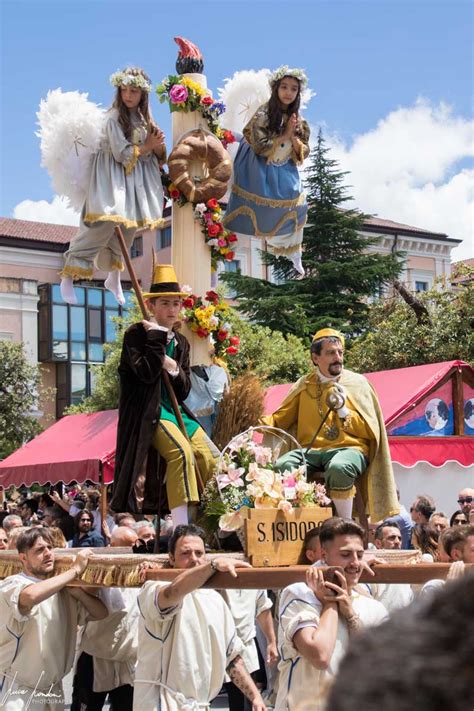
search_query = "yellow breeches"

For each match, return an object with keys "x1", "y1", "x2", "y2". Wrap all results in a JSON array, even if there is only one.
[{"x1": 152, "y1": 420, "x2": 219, "y2": 509}]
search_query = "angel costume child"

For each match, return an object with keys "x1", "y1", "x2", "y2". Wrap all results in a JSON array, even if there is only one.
[
  {"x1": 223, "y1": 66, "x2": 310, "y2": 276},
  {"x1": 60, "y1": 67, "x2": 166, "y2": 305}
]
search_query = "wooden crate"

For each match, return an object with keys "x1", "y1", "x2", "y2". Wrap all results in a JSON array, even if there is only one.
[{"x1": 243, "y1": 507, "x2": 333, "y2": 567}]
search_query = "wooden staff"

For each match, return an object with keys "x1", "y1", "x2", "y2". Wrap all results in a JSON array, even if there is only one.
[{"x1": 114, "y1": 225, "x2": 204, "y2": 493}]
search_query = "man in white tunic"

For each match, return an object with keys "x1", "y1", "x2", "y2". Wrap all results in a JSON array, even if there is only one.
[
  {"x1": 71, "y1": 526, "x2": 140, "y2": 710},
  {"x1": 369, "y1": 521, "x2": 414, "y2": 612},
  {"x1": 275, "y1": 519, "x2": 388, "y2": 711},
  {"x1": 134, "y1": 524, "x2": 266, "y2": 711},
  {"x1": 0, "y1": 527, "x2": 108, "y2": 711}
]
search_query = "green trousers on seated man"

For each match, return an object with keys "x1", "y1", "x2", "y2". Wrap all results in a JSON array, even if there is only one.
[{"x1": 276, "y1": 446, "x2": 368, "y2": 500}]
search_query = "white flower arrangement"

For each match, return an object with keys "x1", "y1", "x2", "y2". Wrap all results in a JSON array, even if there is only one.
[
  {"x1": 269, "y1": 65, "x2": 308, "y2": 89},
  {"x1": 201, "y1": 428, "x2": 331, "y2": 533},
  {"x1": 109, "y1": 70, "x2": 152, "y2": 93}
]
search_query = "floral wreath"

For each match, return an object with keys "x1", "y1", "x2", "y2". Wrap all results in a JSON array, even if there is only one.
[
  {"x1": 109, "y1": 70, "x2": 152, "y2": 93},
  {"x1": 269, "y1": 65, "x2": 308, "y2": 89},
  {"x1": 181, "y1": 287, "x2": 240, "y2": 358}
]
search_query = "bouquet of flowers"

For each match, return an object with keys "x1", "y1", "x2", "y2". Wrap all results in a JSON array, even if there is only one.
[
  {"x1": 202, "y1": 428, "x2": 330, "y2": 533},
  {"x1": 181, "y1": 288, "x2": 240, "y2": 358},
  {"x1": 156, "y1": 75, "x2": 226, "y2": 137}
]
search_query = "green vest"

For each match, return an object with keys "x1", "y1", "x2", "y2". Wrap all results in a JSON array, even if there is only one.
[{"x1": 160, "y1": 340, "x2": 199, "y2": 437}]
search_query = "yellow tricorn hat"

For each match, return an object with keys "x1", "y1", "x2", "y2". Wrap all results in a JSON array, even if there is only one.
[
  {"x1": 142, "y1": 264, "x2": 188, "y2": 300},
  {"x1": 312, "y1": 328, "x2": 345, "y2": 348}
]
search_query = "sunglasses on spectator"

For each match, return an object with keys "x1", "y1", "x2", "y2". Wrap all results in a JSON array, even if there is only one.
[
  {"x1": 453, "y1": 518, "x2": 467, "y2": 525},
  {"x1": 457, "y1": 497, "x2": 473, "y2": 504}
]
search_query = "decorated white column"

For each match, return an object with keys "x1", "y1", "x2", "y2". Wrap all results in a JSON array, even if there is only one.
[
  {"x1": 170, "y1": 70, "x2": 212, "y2": 366},
  {"x1": 171, "y1": 73, "x2": 212, "y2": 366}
]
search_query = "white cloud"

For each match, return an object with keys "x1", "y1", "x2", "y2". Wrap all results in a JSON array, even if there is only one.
[
  {"x1": 322, "y1": 99, "x2": 474, "y2": 262},
  {"x1": 13, "y1": 195, "x2": 80, "y2": 226}
]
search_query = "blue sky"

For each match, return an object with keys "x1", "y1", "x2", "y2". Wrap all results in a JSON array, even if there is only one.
[{"x1": 1, "y1": 0, "x2": 473, "y2": 258}]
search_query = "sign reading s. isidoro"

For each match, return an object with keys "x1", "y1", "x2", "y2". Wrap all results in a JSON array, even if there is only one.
[{"x1": 243, "y1": 507, "x2": 333, "y2": 567}]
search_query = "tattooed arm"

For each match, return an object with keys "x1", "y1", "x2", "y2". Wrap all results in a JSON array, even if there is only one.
[{"x1": 227, "y1": 655, "x2": 266, "y2": 710}]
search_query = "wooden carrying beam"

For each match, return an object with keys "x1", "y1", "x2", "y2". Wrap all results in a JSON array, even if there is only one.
[
  {"x1": 0, "y1": 551, "x2": 471, "y2": 587},
  {"x1": 145, "y1": 564, "x2": 473, "y2": 588}
]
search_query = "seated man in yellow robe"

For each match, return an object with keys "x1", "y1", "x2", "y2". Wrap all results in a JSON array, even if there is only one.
[{"x1": 264, "y1": 328, "x2": 398, "y2": 521}]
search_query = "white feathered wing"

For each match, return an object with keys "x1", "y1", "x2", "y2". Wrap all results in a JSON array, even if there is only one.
[
  {"x1": 37, "y1": 89, "x2": 105, "y2": 212},
  {"x1": 218, "y1": 69, "x2": 271, "y2": 136}
]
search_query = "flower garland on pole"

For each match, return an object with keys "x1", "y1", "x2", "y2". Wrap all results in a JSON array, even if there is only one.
[
  {"x1": 157, "y1": 75, "x2": 238, "y2": 269},
  {"x1": 181, "y1": 287, "x2": 240, "y2": 359},
  {"x1": 194, "y1": 200, "x2": 238, "y2": 270}
]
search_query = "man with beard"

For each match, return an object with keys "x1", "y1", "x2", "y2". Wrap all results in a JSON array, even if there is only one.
[
  {"x1": 0, "y1": 527, "x2": 107, "y2": 710},
  {"x1": 134, "y1": 524, "x2": 266, "y2": 710},
  {"x1": 70, "y1": 510, "x2": 106, "y2": 548},
  {"x1": 265, "y1": 329, "x2": 398, "y2": 521},
  {"x1": 275, "y1": 519, "x2": 388, "y2": 711}
]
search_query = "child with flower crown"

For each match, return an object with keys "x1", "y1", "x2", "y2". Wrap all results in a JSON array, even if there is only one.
[
  {"x1": 60, "y1": 67, "x2": 166, "y2": 304},
  {"x1": 223, "y1": 66, "x2": 311, "y2": 276}
]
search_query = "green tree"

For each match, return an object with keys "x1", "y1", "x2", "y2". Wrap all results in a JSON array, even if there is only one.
[
  {"x1": 221, "y1": 130, "x2": 402, "y2": 340},
  {"x1": 0, "y1": 341, "x2": 44, "y2": 458},
  {"x1": 346, "y1": 274, "x2": 474, "y2": 372},
  {"x1": 226, "y1": 311, "x2": 310, "y2": 385}
]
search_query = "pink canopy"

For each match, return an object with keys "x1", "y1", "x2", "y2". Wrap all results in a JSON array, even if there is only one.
[{"x1": 0, "y1": 410, "x2": 118, "y2": 488}]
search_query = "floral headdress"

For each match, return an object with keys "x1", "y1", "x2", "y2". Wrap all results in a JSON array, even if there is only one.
[
  {"x1": 269, "y1": 65, "x2": 308, "y2": 89},
  {"x1": 109, "y1": 69, "x2": 152, "y2": 93}
]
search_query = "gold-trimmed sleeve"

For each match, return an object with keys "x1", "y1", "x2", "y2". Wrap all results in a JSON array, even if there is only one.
[{"x1": 124, "y1": 145, "x2": 140, "y2": 176}]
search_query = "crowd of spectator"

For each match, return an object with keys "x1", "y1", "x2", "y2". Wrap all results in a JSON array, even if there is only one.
[{"x1": 0, "y1": 483, "x2": 472, "y2": 710}]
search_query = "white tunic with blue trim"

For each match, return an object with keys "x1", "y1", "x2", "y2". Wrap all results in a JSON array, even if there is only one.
[
  {"x1": 134, "y1": 581, "x2": 244, "y2": 710},
  {"x1": 275, "y1": 582, "x2": 388, "y2": 711},
  {"x1": 0, "y1": 572, "x2": 89, "y2": 709}
]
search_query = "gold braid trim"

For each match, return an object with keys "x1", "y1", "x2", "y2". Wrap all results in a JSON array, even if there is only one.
[
  {"x1": 223, "y1": 204, "x2": 306, "y2": 239},
  {"x1": 84, "y1": 213, "x2": 167, "y2": 230},
  {"x1": 59, "y1": 264, "x2": 95, "y2": 280},
  {"x1": 111, "y1": 259, "x2": 125, "y2": 272},
  {"x1": 291, "y1": 139, "x2": 306, "y2": 166},
  {"x1": 124, "y1": 145, "x2": 140, "y2": 176},
  {"x1": 230, "y1": 183, "x2": 306, "y2": 209},
  {"x1": 329, "y1": 485, "x2": 357, "y2": 499},
  {"x1": 0, "y1": 553, "x2": 166, "y2": 587}
]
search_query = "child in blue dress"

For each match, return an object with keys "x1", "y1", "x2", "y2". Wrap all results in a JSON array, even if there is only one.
[{"x1": 223, "y1": 66, "x2": 310, "y2": 276}]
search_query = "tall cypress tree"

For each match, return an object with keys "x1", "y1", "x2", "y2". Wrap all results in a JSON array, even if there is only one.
[{"x1": 221, "y1": 130, "x2": 403, "y2": 341}]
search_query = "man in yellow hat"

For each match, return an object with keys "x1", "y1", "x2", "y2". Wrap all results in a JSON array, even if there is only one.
[
  {"x1": 111, "y1": 265, "x2": 219, "y2": 528},
  {"x1": 264, "y1": 329, "x2": 399, "y2": 522}
]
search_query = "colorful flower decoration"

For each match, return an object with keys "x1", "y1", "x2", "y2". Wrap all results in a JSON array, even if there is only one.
[
  {"x1": 202, "y1": 429, "x2": 330, "y2": 532},
  {"x1": 181, "y1": 290, "x2": 240, "y2": 359},
  {"x1": 110, "y1": 70, "x2": 152, "y2": 92},
  {"x1": 156, "y1": 75, "x2": 230, "y2": 138}
]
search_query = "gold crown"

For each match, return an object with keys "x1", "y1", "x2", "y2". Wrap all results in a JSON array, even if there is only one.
[{"x1": 312, "y1": 328, "x2": 345, "y2": 348}]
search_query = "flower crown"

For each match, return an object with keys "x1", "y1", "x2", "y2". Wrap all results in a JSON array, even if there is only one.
[
  {"x1": 109, "y1": 70, "x2": 152, "y2": 93},
  {"x1": 269, "y1": 65, "x2": 308, "y2": 89}
]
